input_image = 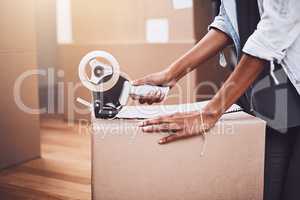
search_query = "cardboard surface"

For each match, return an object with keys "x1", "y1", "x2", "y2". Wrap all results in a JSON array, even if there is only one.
[
  {"x1": 92, "y1": 111, "x2": 266, "y2": 200},
  {"x1": 143, "y1": 0, "x2": 194, "y2": 42},
  {"x1": 172, "y1": 0, "x2": 193, "y2": 9},
  {"x1": 0, "y1": 53, "x2": 40, "y2": 169},
  {"x1": 0, "y1": 0, "x2": 40, "y2": 169},
  {"x1": 0, "y1": 0, "x2": 37, "y2": 52},
  {"x1": 71, "y1": 0, "x2": 194, "y2": 44}
]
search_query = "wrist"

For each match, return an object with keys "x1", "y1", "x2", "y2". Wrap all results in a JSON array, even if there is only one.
[
  {"x1": 165, "y1": 59, "x2": 186, "y2": 82},
  {"x1": 163, "y1": 68, "x2": 176, "y2": 85},
  {"x1": 202, "y1": 102, "x2": 223, "y2": 120}
]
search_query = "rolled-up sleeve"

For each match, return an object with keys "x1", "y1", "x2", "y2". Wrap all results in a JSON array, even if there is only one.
[
  {"x1": 243, "y1": 0, "x2": 300, "y2": 63},
  {"x1": 208, "y1": 2, "x2": 241, "y2": 58},
  {"x1": 208, "y1": 3, "x2": 232, "y2": 38}
]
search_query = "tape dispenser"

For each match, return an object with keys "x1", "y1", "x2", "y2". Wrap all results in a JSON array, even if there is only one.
[{"x1": 77, "y1": 51, "x2": 169, "y2": 119}]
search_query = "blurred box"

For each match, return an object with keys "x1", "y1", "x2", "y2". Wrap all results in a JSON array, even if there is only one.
[
  {"x1": 0, "y1": 0, "x2": 40, "y2": 169},
  {"x1": 0, "y1": 0, "x2": 37, "y2": 52},
  {"x1": 71, "y1": 0, "x2": 194, "y2": 43},
  {"x1": 92, "y1": 111, "x2": 266, "y2": 200},
  {"x1": 58, "y1": 0, "x2": 225, "y2": 122},
  {"x1": 0, "y1": 54, "x2": 40, "y2": 170},
  {"x1": 58, "y1": 0, "x2": 197, "y2": 121}
]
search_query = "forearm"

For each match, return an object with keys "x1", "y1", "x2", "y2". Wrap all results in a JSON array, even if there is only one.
[
  {"x1": 166, "y1": 29, "x2": 232, "y2": 82},
  {"x1": 203, "y1": 54, "x2": 266, "y2": 117}
]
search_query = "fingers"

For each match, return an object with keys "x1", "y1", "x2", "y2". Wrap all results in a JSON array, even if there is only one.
[
  {"x1": 132, "y1": 75, "x2": 166, "y2": 105},
  {"x1": 158, "y1": 131, "x2": 198, "y2": 144},
  {"x1": 139, "y1": 112, "x2": 182, "y2": 127},
  {"x1": 132, "y1": 78, "x2": 148, "y2": 86},
  {"x1": 139, "y1": 116, "x2": 174, "y2": 127},
  {"x1": 141, "y1": 123, "x2": 183, "y2": 133},
  {"x1": 145, "y1": 91, "x2": 162, "y2": 104},
  {"x1": 158, "y1": 134, "x2": 179, "y2": 144},
  {"x1": 135, "y1": 90, "x2": 164, "y2": 105},
  {"x1": 138, "y1": 111, "x2": 214, "y2": 145}
]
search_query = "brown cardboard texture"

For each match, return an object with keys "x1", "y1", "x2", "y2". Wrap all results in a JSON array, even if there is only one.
[
  {"x1": 71, "y1": 0, "x2": 194, "y2": 44},
  {"x1": 0, "y1": 53, "x2": 40, "y2": 169},
  {"x1": 0, "y1": 0, "x2": 37, "y2": 52},
  {"x1": 92, "y1": 111, "x2": 266, "y2": 200}
]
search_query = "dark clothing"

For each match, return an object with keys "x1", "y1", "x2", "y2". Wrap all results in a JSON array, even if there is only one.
[
  {"x1": 265, "y1": 126, "x2": 300, "y2": 200},
  {"x1": 235, "y1": 0, "x2": 300, "y2": 199},
  {"x1": 236, "y1": 0, "x2": 300, "y2": 131},
  {"x1": 236, "y1": 0, "x2": 261, "y2": 50},
  {"x1": 250, "y1": 65, "x2": 300, "y2": 131}
]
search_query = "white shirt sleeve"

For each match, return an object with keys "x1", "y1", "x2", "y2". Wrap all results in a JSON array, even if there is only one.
[
  {"x1": 208, "y1": 3, "x2": 232, "y2": 39},
  {"x1": 243, "y1": 0, "x2": 300, "y2": 63}
]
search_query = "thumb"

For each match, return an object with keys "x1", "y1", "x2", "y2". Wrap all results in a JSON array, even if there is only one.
[{"x1": 132, "y1": 77, "x2": 149, "y2": 86}]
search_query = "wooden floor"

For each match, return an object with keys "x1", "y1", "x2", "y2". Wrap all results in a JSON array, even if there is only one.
[{"x1": 0, "y1": 118, "x2": 91, "y2": 200}]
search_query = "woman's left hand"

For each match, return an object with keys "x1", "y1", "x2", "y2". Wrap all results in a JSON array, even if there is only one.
[{"x1": 139, "y1": 111, "x2": 220, "y2": 144}]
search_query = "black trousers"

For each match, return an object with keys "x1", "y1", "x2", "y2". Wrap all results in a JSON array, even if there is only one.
[{"x1": 264, "y1": 126, "x2": 300, "y2": 200}]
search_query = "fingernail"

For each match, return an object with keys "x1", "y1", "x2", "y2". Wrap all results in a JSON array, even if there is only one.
[
  {"x1": 158, "y1": 139, "x2": 164, "y2": 144},
  {"x1": 138, "y1": 122, "x2": 144, "y2": 127}
]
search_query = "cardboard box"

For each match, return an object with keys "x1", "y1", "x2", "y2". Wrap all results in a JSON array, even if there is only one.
[
  {"x1": 0, "y1": 53, "x2": 40, "y2": 170},
  {"x1": 0, "y1": 0, "x2": 37, "y2": 52},
  {"x1": 71, "y1": 0, "x2": 194, "y2": 43},
  {"x1": 0, "y1": 0, "x2": 40, "y2": 169},
  {"x1": 92, "y1": 111, "x2": 266, "y2": 200}
]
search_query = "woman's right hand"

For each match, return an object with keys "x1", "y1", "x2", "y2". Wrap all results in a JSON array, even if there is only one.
[{"x1": 132, "y1": 70, "x2": 176, "y2": 105}]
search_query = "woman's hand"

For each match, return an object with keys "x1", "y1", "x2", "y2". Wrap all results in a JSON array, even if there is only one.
[
  {"x1": 139, "y1": 111, "x2": 220, "y2": 144},
  {"x1": 131, "y1": 29, "x2": 232, "y2": 105},
  {"x1": 132, "y1": 70, "x2": 176, "y2": 105}
]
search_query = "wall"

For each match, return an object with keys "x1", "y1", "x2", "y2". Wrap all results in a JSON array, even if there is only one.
[{"x1": 0, "y1": 0, "x2": 40, "y2": 169}]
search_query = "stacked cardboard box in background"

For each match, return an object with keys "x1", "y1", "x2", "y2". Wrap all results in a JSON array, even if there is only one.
[
  {"x1": 60, "y1": 0, "x2": 193, "y2": 121},
  {"x1": 57, "y1": 0, "x2": 230, "y2": 121},
  {"x1": 71, "y1": 0, "x2": 195, "y2": 44}
]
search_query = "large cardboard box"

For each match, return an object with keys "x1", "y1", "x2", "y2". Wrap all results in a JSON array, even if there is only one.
[
  {"x1": 0, "y1": 53, "x2": 40, "y2": 170},
  {"x1": 0, "y1": 0, "x2": 40, "y2": 169},
  {"x1": 92, "y1": 111, "x2": 266, "y2": 200}
]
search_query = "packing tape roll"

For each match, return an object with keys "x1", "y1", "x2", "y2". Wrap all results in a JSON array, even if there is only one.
[{"x1": 79, "y1": 51, "x2": 120, "y2": 92}]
